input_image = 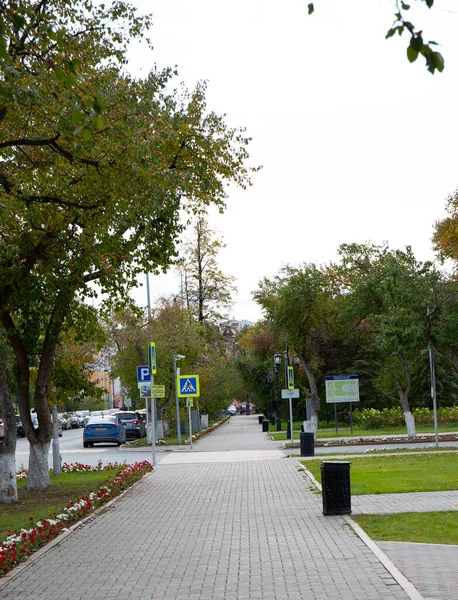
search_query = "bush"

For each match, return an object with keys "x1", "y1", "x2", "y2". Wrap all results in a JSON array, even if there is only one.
[{"x1": 353, "y1": 406, "x2": 458, "y2": 428}]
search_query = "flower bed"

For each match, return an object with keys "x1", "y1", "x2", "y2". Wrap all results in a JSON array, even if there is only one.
[
  {"x1": 1, "y1": 460, "x2": 152, "y2": 576},
  {"x1": 319, "y1": 433, "x2": 458, "y2": 447}
]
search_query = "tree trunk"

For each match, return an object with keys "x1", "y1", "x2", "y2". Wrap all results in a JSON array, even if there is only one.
[
  {"x1": 299, "y1": 349, "x2": 320, "y2": 434},
  {"x1": 0, "y1": 352, "x2": 18, "y2": 504},
  {"x1": 393, "y1": 352, "x2": 416, "y2": 438},
  {"x1": 28, "y1": 441, "x2": 51, "y2": 490},
  {"x1": 0, "y1": 451, "x2": 17, "y2": 504}
]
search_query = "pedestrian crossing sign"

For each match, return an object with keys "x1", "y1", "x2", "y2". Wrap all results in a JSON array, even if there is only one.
[{"x1": 177, "y1": 375, "x2": 200, "y2": 397}]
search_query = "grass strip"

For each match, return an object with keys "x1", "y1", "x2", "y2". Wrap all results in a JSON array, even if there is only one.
[
  {"x1": 353, "y1": 512, "x2": 458, "y2": 545},
  {"x1": 302, "y1": 453, "x2": 458, "y2": 494}
]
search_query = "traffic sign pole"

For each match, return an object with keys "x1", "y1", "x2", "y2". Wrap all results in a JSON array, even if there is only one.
[
  {"x1": 289, "y1": 396, "x2": 294, "y2": 445},
  {"x1": 151, "y1": 395, "x2": 156, "y2": 467},
  {"x1": 188, "y1": 401, "x2": 192, "y2": 449}
]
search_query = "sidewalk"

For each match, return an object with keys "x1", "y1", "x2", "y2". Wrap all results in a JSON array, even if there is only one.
[{"x1": 0, "y1": 414, "x2": 454, "y2": 599}]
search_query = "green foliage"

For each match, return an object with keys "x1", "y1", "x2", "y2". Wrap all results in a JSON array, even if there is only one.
[
  {"x1": 0, "y1": 0, "x2": 154, "y2": 123},
  {"x1": 353, "y1": 406, "x2": 458, "y2": 428},
  {"x1": 309, "y1": 0, "x2": 444, "y2": 73}
]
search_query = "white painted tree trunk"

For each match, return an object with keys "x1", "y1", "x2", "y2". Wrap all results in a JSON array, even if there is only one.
[
  {"x1": 0, "y1": 452, "x2": 18, "y2": 503},
  {"x1": 156, "y1": 419, "x2": 164, "y2": 440},
  {"x1": 404, "y1": 411, "x2": 416, "y2": 438},
  {"x1": 27, "y1": 442, "x2": 51, "y2": 490},
  {"x1": 311, "y1": 414, "x2": 318, "y2": 438}
]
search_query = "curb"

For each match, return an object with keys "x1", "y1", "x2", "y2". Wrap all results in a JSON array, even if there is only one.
[{"x1": 296, "y1": 461, "x2": 425, "y2": 600}]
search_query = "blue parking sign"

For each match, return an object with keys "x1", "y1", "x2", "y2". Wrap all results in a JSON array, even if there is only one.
[{"x1": 137, "y1": 365, "x2": 151, "y2": 383}]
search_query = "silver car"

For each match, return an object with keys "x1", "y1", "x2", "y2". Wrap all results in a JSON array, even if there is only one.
[{"x1": 113, "y1": 411, "x2": 146, "y2": 439}]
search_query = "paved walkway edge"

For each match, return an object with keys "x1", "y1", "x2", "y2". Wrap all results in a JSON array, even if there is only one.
[
  {"x1": 297, "y1": 461, "x2": 425, "y2": 600},
  {"x1": 343, "y1": 517, "x2": 425, "y2": 600}
]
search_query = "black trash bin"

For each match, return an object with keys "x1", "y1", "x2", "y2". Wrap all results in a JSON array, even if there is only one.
[
  {"x1": 300, "y1": 431, "x2": 314, "y2": 456},
  {"x1": 258, "y1": 415, "x2": 264, "y2": 424},
  {"x1": 320, "y1": 461, "x2": 351, "y2": 515},
  {"x1": 262, "y1": 419, "x2": 269, "y2": 432}
]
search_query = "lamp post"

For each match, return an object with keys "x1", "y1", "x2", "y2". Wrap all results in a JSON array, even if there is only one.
[
  {"x1": 174, "y1": 354, "x2": 186, "y2": 444},
  {"x1": 273, "y1": 353, "x2": 282, "y2": 428},
  {"x1": 266, "y1": 372, "x2": 273, "y2": 421}
]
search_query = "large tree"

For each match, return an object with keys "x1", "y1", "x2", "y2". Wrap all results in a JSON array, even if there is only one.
[
  {"x1": 334, "y1": 243, "x2": 441, "y2": 437},
  {"x1": 254, "y1": 263, "x2": 340, "y2": 432},
  {"x1": 179, "y1": 217, "x2": 236, "y2": 325},
  {"x1": 0, "y1": 1, "x2": 254, "y2": 491}
]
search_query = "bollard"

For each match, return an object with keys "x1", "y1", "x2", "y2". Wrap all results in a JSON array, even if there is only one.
[
  {"x1": 276, "y1": 417, "x2": 282, "y2": 432},
  {"x1": 258, "y1": 415, "x2": 263, "y2": 424},
  {"x1": 320, "y1": 462, "x2": 351, "y2": 515},
  {"x1": 300, "y1": 431, "x2": 314, "y2": 456},
  {"x1": 262, "y1": 419, "x2": 269, "y2": 432}
]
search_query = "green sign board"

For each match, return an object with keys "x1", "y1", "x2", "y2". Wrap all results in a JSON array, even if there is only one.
[{"x1": 325, "y1": 375, "x2": 360, "y2": 403}]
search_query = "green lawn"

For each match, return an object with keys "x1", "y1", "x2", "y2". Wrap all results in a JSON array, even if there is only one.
[
  {"x1": 302, "y1": 453, "x2": 458, "y2": 494},
  {"x1": 0, "y1": 470, "x2": 111, "y2": 540},
  {"x1": 353, "y1": 512, "x2": 458, "y2": 545}
]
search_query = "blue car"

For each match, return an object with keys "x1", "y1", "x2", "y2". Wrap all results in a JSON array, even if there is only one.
[{"x1": 83, "y1": 415, "x2": 126, "y2": 448}]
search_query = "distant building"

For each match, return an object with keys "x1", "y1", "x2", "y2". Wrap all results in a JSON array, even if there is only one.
[{"x1": 220, "y1": 319, "x2": 253, "y2": 352}]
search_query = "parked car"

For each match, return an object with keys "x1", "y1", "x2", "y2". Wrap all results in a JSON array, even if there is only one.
[
  {"x1": 56, "y1": 414, "x2": 68, "y2": 430},
  {"x1": 83, "y1": 415, "x2": 126, "y2": 447},
  {"x1": 30, "y1": 414, "x2": 62, "y2": 436},
  {"x1": 227, "y1": 405, "x2": 237, "y2": 416},
  {"x1": 16, "y1": 415, "x2": 25, "y2": 437},
  {"x1": 75, "y1": 412, "x2": 86, "y2": 427},
  {"x1": 66, "y1": 413, "x2": 80, "y2": 429},
  {"x1": 113, "y1": 411, "x2": 146, "y2": 439}
]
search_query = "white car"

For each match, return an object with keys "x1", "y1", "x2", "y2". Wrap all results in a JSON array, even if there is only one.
[{"x1": 227, "y1": 405, "x2": 237, "y2": 416}]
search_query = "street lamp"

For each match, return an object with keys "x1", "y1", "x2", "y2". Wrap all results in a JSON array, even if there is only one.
[
  {"x1": 266, "y1": 372, "x2": 273, "y2": 422},
  {"x1": 174, "y1": 354, "x2": 186, "y2": 444},
  {"x1": 273, "y1": 353, "x2": 282, "y2": 427}
]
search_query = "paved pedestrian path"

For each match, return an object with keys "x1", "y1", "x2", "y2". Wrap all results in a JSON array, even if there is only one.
[
  {"x1": 0, "y1": 413, "x2": 454, "y2": 600},
  {"x1": 192, "y1": 415, "x2": 281, "y2": 451},
  {"x1": 352, "y1": 490, "x2": 458, "y2": 515}
]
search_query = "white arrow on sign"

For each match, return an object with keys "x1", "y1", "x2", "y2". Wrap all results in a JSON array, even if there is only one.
[{"x1": 281, "y1": 389, "x2": 300, "y2": 399}]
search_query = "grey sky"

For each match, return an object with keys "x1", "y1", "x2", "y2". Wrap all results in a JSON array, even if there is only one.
[{"x1": 128, "y1": 0, "x2": 458, "y2": 322}]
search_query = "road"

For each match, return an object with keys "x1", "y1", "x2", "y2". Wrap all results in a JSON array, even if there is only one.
[
  {"x1": 14, "y1": 428, "x2": 458, "y2": 472},
  {"x1": 14, "y1": 428, "x2": 150, "y2": 471}
]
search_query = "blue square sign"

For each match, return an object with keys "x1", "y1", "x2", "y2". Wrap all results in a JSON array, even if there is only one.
[{"x1": 137, "y1": 365, "x2": 151, "y2": 383}]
